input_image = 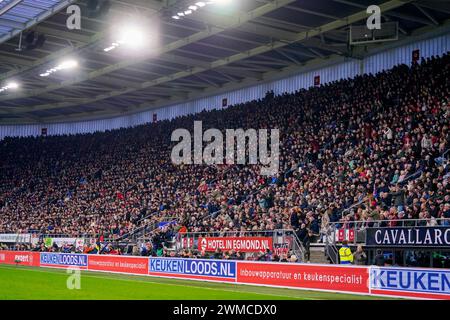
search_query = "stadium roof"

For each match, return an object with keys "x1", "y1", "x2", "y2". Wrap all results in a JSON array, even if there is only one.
[
  {"x1": 0, "y1": 0, "x2": 449, "y2": 124},
  {"x1": 0, "y1": 0, "x2": 75, "y2": 43}
]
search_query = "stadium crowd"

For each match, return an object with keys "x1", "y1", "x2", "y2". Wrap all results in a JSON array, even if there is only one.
[{"x1": 0, "y1": 53, "x2": 449, "y2": 250}]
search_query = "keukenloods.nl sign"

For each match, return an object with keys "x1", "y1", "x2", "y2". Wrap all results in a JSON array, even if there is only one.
[{"x1": 0, "y1": 251, "x2": 449, "y2": 300}]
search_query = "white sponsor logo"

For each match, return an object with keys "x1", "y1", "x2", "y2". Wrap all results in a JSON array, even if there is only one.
[{"x1": 171, "y1": 121, "x2": 279, "y2": 176}]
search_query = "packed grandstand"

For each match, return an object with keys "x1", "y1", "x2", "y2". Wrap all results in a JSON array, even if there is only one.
[{"x1": 1, "y1": 53, "x2": 449, "y2": 262}]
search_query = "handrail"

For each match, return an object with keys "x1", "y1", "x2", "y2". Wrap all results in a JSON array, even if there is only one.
[
  {"x1": 339, "y1": 143, "x2": 450, "y2": 219},
  {"x1": 329, "y1": 218, "x2": 449, "y2": 233},
  {"x1": 177, "y1": 229, "x2": 295, "y2": 236},
  {"x1": 341, "y1": 169, "x2": 425, "y2": 218},
  {"x1": 442, "y1": 148, "x2": 450, "y2": 157},
  {"x1": 178, "y1": 228, "x2": 305, "y2": 262},
  {"x1": 341, "y1": 198, "x2": 367, "y2": 217}
]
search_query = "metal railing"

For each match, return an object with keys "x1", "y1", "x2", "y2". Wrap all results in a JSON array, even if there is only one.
[
  {"x1": 326, "y1": 218, "x2": 449, "y2": 246},
  {"x1": 341, "y1": 169, "x2": 425, "y2": 218},
  {"x1": 117, "y1": 215, "x2": 177, "y2": 242},
  {"x1": 324, "y1": 241, "x2": 339, "y2": 264},
  {"x1": 177, "y1": 229, "x2": 305, "y2": 262}
]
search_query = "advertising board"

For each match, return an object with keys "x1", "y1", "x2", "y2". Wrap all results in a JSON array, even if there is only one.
[
  {"x1": 198, "y1": 237, "x2": 273, "y2": 253},
  {"x1": 88, "y1": 255, "x2": 148, "y2": 275},
  {"x1": 0, "y1": 251, "x2": 449, "y2": 299},
  {"x1": 366, "y1": 227, "x2": 450, "y2": 247},
  {"x1": 370, "y1": 266, "x2": 450, "y2": 299},
  {"x1": 149, "y1": 257, "x2": 236, "y2": 282},
  {"x1": 237, "y1": 261, "x2": 370, "y2": 294},
  {"x1": 40, "y1": 252, "x2": 88, "y2": 268},
  {"x1": 0, "y1": 250, "x2": 40, "y2": 267}
]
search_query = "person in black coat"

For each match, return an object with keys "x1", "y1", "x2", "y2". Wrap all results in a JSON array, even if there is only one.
[{"x1": 374, "y1": 249, "x2": 385, "y2": 266}]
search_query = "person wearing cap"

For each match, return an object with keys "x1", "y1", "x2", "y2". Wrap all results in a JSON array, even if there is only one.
[{"x1": 339, "y1": 240, "x2": 353, "y2": 265}]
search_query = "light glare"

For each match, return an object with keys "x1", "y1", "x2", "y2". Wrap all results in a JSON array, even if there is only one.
[
  {"x1": 118, "y1": 26, "x2": 145, "y2": 48},
  {"x1": 0, "y1": 81, "x2": 20, "y2": 93},
  {"x1": 7, "y1": 82, "x2": 19, "y2": 89}
]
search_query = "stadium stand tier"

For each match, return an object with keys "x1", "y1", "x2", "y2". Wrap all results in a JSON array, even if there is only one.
[{"x1": 1, "y1": 53, "x2": 449, "y2": 260}]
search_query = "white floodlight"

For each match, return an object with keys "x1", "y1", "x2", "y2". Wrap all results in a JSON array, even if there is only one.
[
  {"x1": 0, "y1": 81, "x2": 20, "y2": 92},
  {"x1": 59, "y1": 59, "x2": 78, "y2": 70},
  {"x1": 7, "y1": 82, "x2": 19, "y2": 89},
  {"x1": 117, "y1": 26, "x2": 145, "y2": 49}
]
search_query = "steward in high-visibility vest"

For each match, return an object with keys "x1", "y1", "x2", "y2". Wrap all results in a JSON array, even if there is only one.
[{"x1": 339, "y1": 240, "x2": 353, "y2": 264}]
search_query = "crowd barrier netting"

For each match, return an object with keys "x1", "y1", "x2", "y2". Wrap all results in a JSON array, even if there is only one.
[{"x1": 1, "y1": 251, "x2": 449, "y2": 300}]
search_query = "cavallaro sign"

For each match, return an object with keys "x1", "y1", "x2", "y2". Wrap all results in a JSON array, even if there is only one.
[{"x1": 366, "y1": 227, "x2": 450, "y2": 247}]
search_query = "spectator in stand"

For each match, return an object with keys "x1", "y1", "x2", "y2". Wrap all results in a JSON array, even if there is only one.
[
  {"x1": 374, "y1": 249, "x2": 386, "y2": 267},
  {"x1": 0, "y1": 52, "x2": 448, "y2": 254},
  {"x1": 353, "y1": 245, "x2": 367, "y2": 265}
]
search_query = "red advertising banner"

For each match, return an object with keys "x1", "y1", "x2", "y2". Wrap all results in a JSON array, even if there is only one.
[
  {"x1": 180, "y1": 237, "x2": 194, "y2": 249},
  {"x1": 88, "y1": 255, "x2": 149, "y2": 275},
  {"x1": 237, "y1": 261, "x2": 370, "y2": 294},
  {"x1": 0, "y1": 250, "x2": 40, "y2": 267},
  {"x1": 336, "y1": 229, "x2": 355, "y2": 242},
  {"x1": 314, "y1": 75, "x2": 320, "y2": 86},
  {"x1": 337, "y1": 229, "x2": 344, "y2": 242},
  {"x1": 198, "y1": 237, "x2": 273, "y2": 253},
  {"x1": 348, "y1": 229, "x2": 355, "y2": 242},
  {"x1": 273, "y1": 236, "x2": 293, "y2": 256}
]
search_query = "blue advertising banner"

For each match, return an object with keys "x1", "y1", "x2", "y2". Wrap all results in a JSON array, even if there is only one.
[
  {"x1": 366, "y1": 227, "x2": 450, "y2": 247},
  {"x1": 370, "y1": 267, "x2": 450, "y2": 297},
  {"x1": 40, "y1": 252, "x2": 88, "y2": 267},
  {"x1": 149, "y1": 257, "x2": 236, "y2": 280}
]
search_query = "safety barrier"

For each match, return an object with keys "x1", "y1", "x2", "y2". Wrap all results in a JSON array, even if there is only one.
[
  {"x1": 0, "y1": 250, "x2": 449, "y2": 300},
  {"x1": 178, "y1": 229, "x2": 305, "y2": 262}
]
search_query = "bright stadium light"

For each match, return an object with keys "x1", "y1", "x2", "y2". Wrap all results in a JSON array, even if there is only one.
[
  {"x1": 172, "y1": 0, "x2": 226, "y2": 20},
  {"x1": 7, "y1": 81, "x2": 19, "y2": 89},
  {"x1": 104, "y1": 25, "x2": 148, "y2": 52},
  {"x1": 212, "y1": 0, "x2": 232, "y2": 4},
  {"x1": 118, "y1": 26, "x2": 145, "y2": 48},
  {"x1": 40, "y1": 59, "x2": 78, "y2": 77},
  {"x1": 59, "y1": 59, "x2": 78, "y2": 69},
  {"x1": 0, "y1": 81, "x2": 20, "y2": 93}
]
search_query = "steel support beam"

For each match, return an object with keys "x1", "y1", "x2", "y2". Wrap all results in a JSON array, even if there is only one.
[
  {"x1": 0, "y1": 0, "x2": 298, "y2": 102},
  {"x1": 0, "y1": 0, "x2": 412, "y2": 116}
]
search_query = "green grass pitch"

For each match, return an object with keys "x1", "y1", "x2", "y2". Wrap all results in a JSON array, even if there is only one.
[{"x1": 0, "y1": 265, "x2": 395, "y2": 300}]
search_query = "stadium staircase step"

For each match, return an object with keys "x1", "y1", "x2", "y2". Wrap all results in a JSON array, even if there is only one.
[{"x1": 308, "y1": 244, "x2": 330, "y2": 264}]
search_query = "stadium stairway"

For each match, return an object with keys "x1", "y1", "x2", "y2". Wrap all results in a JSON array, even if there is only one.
[{"x1": 308, "y1": 244, "x2": 330, "y2": 264}]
